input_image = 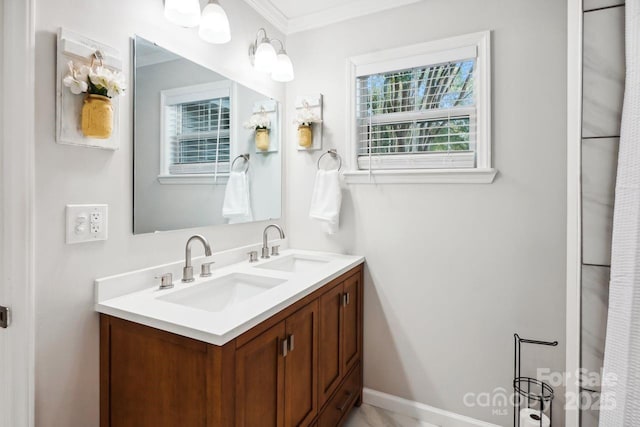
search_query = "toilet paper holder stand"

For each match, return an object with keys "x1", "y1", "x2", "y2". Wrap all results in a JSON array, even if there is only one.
[{"x1": 513, "y1": 333, "x2": 558, "y2": 427}]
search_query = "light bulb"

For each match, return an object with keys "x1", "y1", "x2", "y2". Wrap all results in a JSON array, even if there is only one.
[
  {"x1": 272, "y1": 52, "x2": 294, "y2": 82},
  {"x1": 199, "y1": 1, "x2": 231, "y2": 44},
  {"x1": 254, "y1": 39, "x2": 277, "y2": 73},
  {"x1": 164, "y1": 0, "x2": 201, "y2": 27}
]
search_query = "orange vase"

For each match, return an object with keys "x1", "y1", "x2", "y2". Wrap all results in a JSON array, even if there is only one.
[
  {"x1": 298, "y1": 124, "x2": 312, "y2": 148},
  {"x1": 81, "y1": 94, "x2": 113, "y2": 139},
  {"x1": 255, "y1": 128, "x2": 270, "y2": 151}
]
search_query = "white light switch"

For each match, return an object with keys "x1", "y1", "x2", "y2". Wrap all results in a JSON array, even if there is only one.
[{"x1": 66, "y1": 204, "x2": 108, "y2": 244}]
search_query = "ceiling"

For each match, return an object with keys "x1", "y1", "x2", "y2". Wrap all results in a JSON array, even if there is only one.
[{"x1": 242, "y1": 0, "x2": 423, "y2": 35}]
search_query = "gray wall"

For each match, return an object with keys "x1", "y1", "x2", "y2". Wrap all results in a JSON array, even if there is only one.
[
  {"x1": 135, "y1": 58, "x2": 228, "y2": 233},
  {"x1": 34, "y1": 0, "x2": 285, "y2": 425},
  {"x1": 135, "y1": 59, "x2": 283, "y2": 234},
  {"x1": 235, "y1": 84, "x2": 282, "y2": 224},
  {"x1": 580, "y1": 1, "x2": 625, "y2": 426},
  {"x1": 284, "y1": 0, "x2": 567, "y2": 425}
]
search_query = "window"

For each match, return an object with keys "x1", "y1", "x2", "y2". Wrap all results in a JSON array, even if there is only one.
[
  {"x1": 345, "y1": 31, "x2": 495, "y2": 184},
  {"x1": 159, "y1": 81, "x2": 233, "y2": 183}
]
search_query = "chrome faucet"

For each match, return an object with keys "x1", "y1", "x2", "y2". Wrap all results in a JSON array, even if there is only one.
[
  {"x1": 262, "y1": 224, "x2": 285, "y2": 259},
  {"x1": 182, "y1": 235, "x2": 212, "y2": 282}
]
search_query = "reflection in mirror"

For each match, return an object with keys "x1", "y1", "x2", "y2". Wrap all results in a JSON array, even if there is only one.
[{"x1": 133, "y1": 36, "x2": 281, "y2": 234}]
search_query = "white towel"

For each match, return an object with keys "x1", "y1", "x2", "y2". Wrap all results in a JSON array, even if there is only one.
[
  {"x1": 222, "y1": 171, "x2": 253, "y2": 224},
  {"x1": 309, "y1": 169, "x2": 342, "y2": 234}
]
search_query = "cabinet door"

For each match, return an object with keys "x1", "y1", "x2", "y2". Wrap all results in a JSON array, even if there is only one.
[
  {"x1": 236, "y1": 321, "x2": 286, "y2": 427},
  {"x1": 107, "y1": 317, "x2": 209, "y2": 427},
  {"x1": 284, "y1": 301, "x2": 318, "y2": 427},
  {"x1": 342, "y1": 273, "x2": 361, "y2": 375},
  {"x1": 318, "y1": 281, "x2": 344, "y2": 407}
]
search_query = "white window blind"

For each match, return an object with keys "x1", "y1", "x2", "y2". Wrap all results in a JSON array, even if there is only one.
[
  {"x1": 356, "y1": 58, "x2": 477, "y2": 170},
  {"x1": 160, "y1": 82, "x2": 233, "y2": 180},
  {"x1": 166, "y1": 97, "x2": 231, "y2": 175}
]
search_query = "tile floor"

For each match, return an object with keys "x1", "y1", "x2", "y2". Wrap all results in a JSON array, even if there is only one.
[{"x1": 343, "y1": 404, "x2": 436, "y2": 427}]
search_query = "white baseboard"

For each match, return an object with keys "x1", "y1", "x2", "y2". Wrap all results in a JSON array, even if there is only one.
[{"x1": 362, "y1": 388, "x2": 502, "y2": 427}]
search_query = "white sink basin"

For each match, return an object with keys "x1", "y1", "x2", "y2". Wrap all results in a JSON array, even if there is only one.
[
  {"x1": 157, "y1": 273, "x2": 286, "y2": 313},
  {"x1": 255, "y1": 254, "x2": 330, "y2": 273}
]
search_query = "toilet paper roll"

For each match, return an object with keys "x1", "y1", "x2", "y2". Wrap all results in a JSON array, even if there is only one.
[{"x1": 520, "y1": 408, "x2": 550, "y2": 427}]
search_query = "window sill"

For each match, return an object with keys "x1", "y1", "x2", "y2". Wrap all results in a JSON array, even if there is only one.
[
  {"x1": 342, "y1": 168, "x2": 497, "y2": 184},
  {"x1": 157, "y1": 174, "x2": 229, "y2": 185}
]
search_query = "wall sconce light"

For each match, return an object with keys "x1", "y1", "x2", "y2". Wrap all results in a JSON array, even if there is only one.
[
  {"x1": 249, "y1": 28, "x2": 295, "y2": 82},
  {"x1": 164, "y1": 0, "x2": 231, "y2": 44}
]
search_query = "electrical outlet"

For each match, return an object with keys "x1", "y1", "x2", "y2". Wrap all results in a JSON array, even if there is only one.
[
  {"x1": 90, "y1": 210, "x2": 103, "y2": 234},
  {"x1": 90, "y1": 221, "x2": 102, "y2": 234},
  {"x1": 90, "y1": 211, "x2": 102, "y2": 223},
  {"x1": 66, "y1": 204, "x2": 108, "y2": 244}
]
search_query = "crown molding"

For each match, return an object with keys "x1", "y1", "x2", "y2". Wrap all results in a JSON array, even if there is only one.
[
  {"x1": 242, "y1": 0, "x2": 289, "y2": 34},
  {"x1": 243, "y1": 0, "x2": 423, "y2": 35},
  {"x1": 287, "y1": 0, "x2": 423, "y2": 34}
]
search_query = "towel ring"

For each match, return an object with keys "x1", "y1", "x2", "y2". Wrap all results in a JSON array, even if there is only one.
[
  {"x1": 231, "y1": 154, "x2": 250, "y2": 172},
  {"x1": 317, "y1": 149, "x2": 342, "y2": 172}
]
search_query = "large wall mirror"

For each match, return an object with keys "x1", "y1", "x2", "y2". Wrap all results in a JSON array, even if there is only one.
[{"x1": 133, "y1": 36, "x2": 282, "y2": 234}]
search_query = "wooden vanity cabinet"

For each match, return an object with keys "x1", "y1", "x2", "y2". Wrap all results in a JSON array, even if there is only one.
[
  {"x1": 100, "y1": 264, "x2": 363, "y2": 427},
  {"x1": 318, "y1": 272, "x2": 362, "y2": 408},
  {"x1": 235, "y1": 300, "x2": 318, "y2": 427}
]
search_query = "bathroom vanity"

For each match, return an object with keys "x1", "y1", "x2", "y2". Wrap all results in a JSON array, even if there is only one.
[{"x1": 96, "y1": 245, "x2": 364, "y2": 427}]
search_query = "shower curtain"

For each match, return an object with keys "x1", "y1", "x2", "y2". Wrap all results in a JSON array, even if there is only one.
[{"x1": 599, "y1": 1, "x2": 640, "y2": 425}]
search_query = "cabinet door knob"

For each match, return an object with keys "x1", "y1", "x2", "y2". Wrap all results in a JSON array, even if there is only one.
[
  {"x1": 345, "y1": 292, "x2": 350, "y2": 305},
  {"x1": 281, "y1": 338, "x2": 288, "y2": 357},
  {"x1": 287, "y1": 334, "x2": 295, "y2": 352}
]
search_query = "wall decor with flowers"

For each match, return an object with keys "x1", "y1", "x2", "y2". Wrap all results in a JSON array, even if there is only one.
[
  {"x1": 56, "y1": 29, "x2": 125, "y2": 150},
  {"x1": 243, "y1": 100, "x2": 279, "y2": 154},
  {"x1": 295, "y1": 94, "x2": 323, "y2": 151}
]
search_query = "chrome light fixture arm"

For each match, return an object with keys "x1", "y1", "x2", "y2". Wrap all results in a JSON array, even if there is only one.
[{"x1": 248, "y1": 28, "x2": 270, "y2": 61}]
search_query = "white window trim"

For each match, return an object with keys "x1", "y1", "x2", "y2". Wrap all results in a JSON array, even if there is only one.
[
  {"x1": 158, "y1": 80, "x2": 236, "y2": 185},
  {"x1": 156, "y1": 174, "x2": 230, "y2": 185},
  {"x1": 344, "y1": 30, "x2": 496, "y2": 184},
  {"x1": 1, "y1": 0, "x2": 36, "y2": 425}
]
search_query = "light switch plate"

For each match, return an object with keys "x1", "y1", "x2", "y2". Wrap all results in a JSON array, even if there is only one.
[{"x1": 66, "y1": 204, "x2": 108, "y2": 244}]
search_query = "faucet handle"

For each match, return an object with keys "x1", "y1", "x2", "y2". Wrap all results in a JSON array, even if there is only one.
[
  {"x1": 271, "y1": 245, "x2": 280, "y2": 256},
  {"x1": 200, "y1": 261, "x2": 214, "y2": 277},
  {"x1": 155, "y1": 273, "x2": 173, "y2": 290},
  {"x1": 248, "y1": 251, "x2": 259, "y2": 263}
]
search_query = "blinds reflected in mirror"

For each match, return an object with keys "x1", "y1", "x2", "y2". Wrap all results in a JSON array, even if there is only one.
[
  {"x1": 167, "y1": 97, "x2": 231, "y2": 175},
  {"x1": 356, "y1": 58, "x2": 477, "y2": 170}
]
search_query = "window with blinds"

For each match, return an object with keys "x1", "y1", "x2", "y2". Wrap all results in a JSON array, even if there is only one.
[
  {"x1": 166, "y1": 97, "x2": 231, "y2": 175},
  {"x1": 160, "y1": 81, "x2": 233, "y2": 180},
  {"x1": 356, "y1": 58, "x2": 477, "y2": 170}
]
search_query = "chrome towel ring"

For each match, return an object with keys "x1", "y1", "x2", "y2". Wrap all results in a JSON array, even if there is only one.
[
  {"x1": 317, "y1": 149, "x2": 342, "y2": 172},
  {"x1": 231, "y1": 154, "x2": 250, "y2": 172}
]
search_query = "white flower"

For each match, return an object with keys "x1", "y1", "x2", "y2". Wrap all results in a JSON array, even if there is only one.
[
  {"x1": 89, "y1": 67, "x2": 111, "y2": 90},
  {"x1": 106, "y1": 71, "x2": 127, "y2": 98},
  {"x1": 294, "y1": 107, "x2": 321, "y2": 126},
  {"x1": 63, "y1": 60, "x2": 126, "y2": 98},
  {"x1": 63, "y1": 61, "x2": 89, "y2": 94},
  {"x1": 62, "y1": 75, "x2": 89, "y2": 95},
  {"x1": 63, "y1": 75, "x2": 88, "y2": 94},
  {"x1": 87, "y1": 66, "x2": 126, "y2": 98},
  {"x1": 243, "y1": 112, "x2": 270, "y2": 130}
]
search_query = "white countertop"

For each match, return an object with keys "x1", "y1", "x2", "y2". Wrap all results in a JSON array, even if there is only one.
[{"x1": 95, "y1": 244, "x2": 364, "y2": 346}]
